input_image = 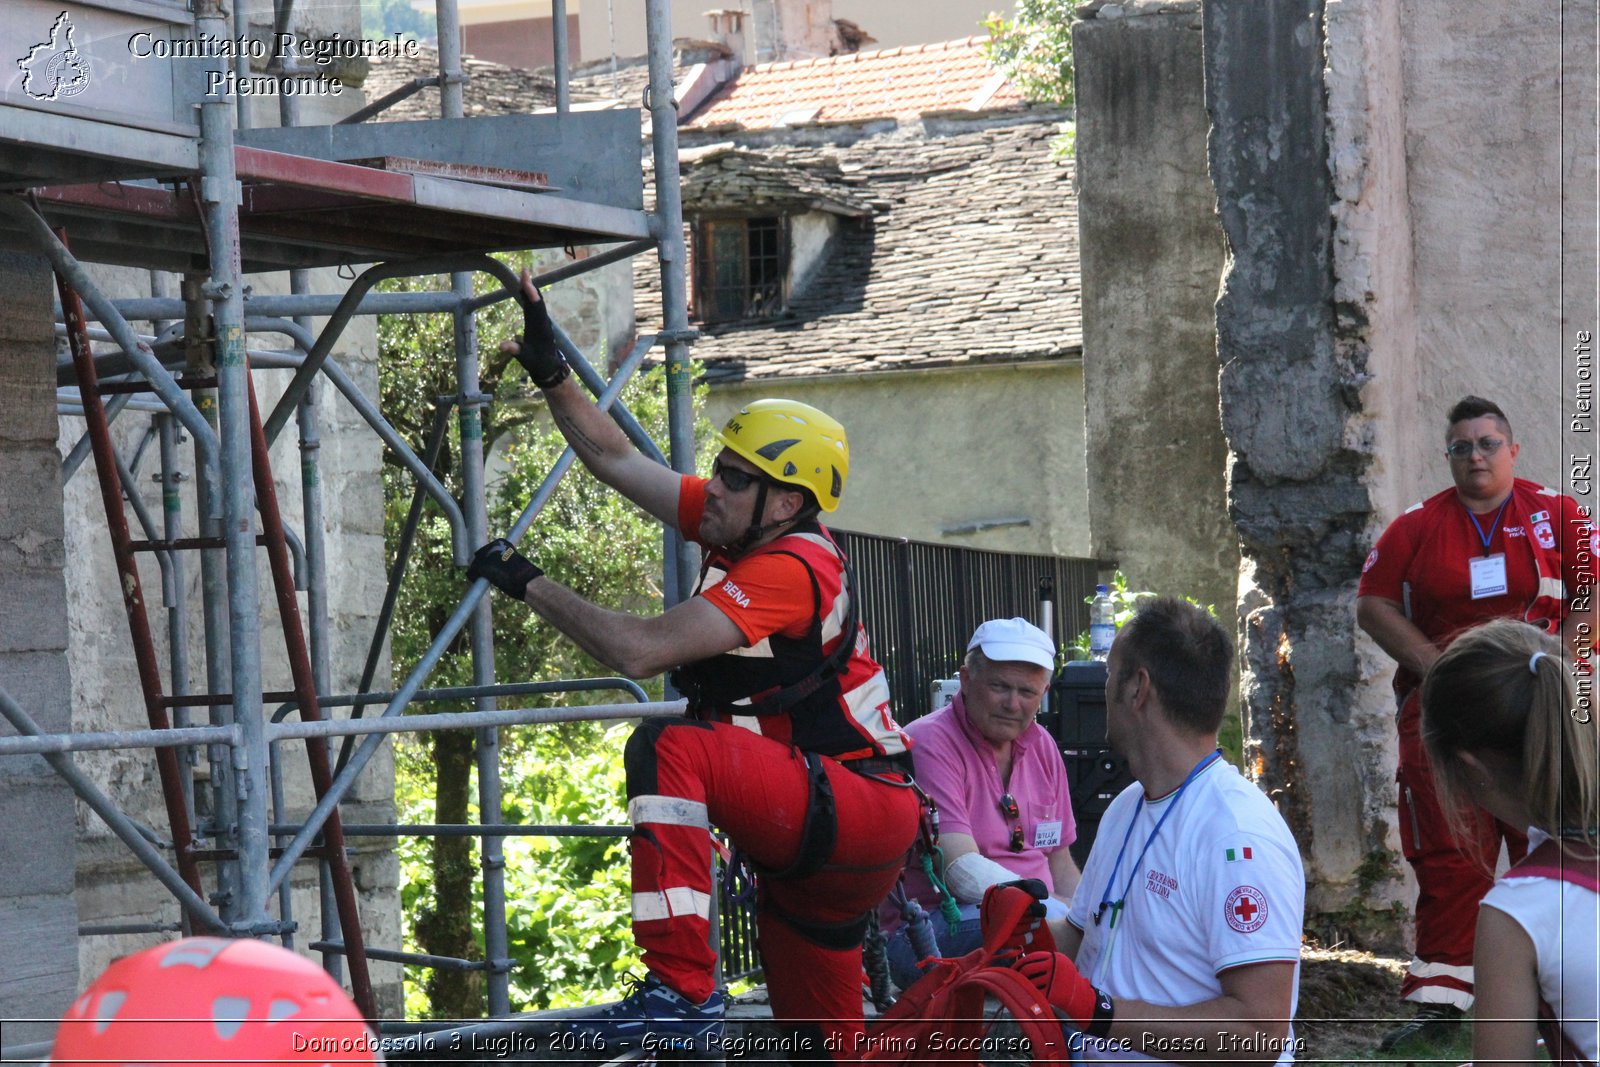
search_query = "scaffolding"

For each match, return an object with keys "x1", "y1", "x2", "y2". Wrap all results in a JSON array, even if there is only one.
[{"x1": 0, "y1": 0, "x2": 703, "y2": 1054}]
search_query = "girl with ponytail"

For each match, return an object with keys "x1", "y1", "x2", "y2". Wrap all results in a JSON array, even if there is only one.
[{"x1": 1421, "y1": 618, "x2": 1598, "y2": 1065}]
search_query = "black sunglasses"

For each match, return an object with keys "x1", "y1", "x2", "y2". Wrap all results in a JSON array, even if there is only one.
[
  {"x1": 999, "y1": 793, "x2": 1025, "y2": 852},
  {"x1": 712, "y1": 458, "x2": 765, "y2": 493}
]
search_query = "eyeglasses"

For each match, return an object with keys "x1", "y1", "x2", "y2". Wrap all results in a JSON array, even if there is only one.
[
  {"x1": 999, "y1": 794, "x2": 1024, "y2": 852},
  {"x1": 1445, "y1": 437, "x2": 1506, "y2": 460},
  {"x1": 712, "y1": 458, "x2": 765, "y2": 493}
]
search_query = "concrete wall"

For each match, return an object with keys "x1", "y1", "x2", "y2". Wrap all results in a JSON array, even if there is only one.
[
  {"x1": 1391, "y1": 0, "x2": 1585, "y2": 493},
  {"x1": 1073, "y1": 1, "x2": 1235, "y2": 614},
  {"x1": 708, "y1": 362, "x2": 1092, "y2": 558},
  {"x1": 463, "y1": 13, "x2": 581, "y2": 70},
  {"x1": 0, "y1": 251, "x2": 80, "y2": 1047},
  {"x1": 1205, "y1": 0, "x2": 1400, "y2": 935}
]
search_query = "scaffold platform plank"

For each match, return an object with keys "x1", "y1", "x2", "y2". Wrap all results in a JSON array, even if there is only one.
[
  {"x1": 5, "y1": 147, "x2": 648, "y2": 272},
  {"x1": 2, "y1": 112, "x2": 649, "y2": 271}
]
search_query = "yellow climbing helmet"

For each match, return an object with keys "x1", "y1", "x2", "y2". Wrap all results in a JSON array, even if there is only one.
[{"x1": 716, "y1": 399, "x2": 850, "y2": 511}]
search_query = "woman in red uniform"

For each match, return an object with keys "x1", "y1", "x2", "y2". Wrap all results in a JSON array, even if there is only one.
[{"x1": 1356, "y1": 395, "x2": 1592, "y2": 1049}]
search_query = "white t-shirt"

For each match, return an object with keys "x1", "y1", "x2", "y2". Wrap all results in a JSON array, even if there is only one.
[
  {"x1": 1480, "y1": 835, "x2": 1599, "y2": 1064},
  {"x1": 1067, "y1": 757, "x2": 1305, "y2": 1065}
]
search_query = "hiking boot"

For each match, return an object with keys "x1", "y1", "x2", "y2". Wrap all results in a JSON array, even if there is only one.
[
  {"x1": 569, "y1": 973, "x2": 725, "y2": 1051},
  {"x1": 1376, "y1": 1004, "x2": 1465, "y2": 1052}
]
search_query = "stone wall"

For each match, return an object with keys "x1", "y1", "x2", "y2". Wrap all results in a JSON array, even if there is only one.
[
  {"x1": 58, "y1": 270, "x2": 403, "y2": 1016},
  {"x1": 0, "y1": 251, "x2": 80, "y2": 1047},
  {"x1": 1073, "y1": 0, "x2": 1236, "y2": 617}
]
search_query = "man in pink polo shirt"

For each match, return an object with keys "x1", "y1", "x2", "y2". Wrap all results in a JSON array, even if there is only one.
[{"x1": 885, "y1": 617, "x2": 1080, "y2": 988}]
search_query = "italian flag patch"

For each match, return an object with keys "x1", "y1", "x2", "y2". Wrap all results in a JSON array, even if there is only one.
[{"x1": 1225, "y1": 847, "x2": 1253, "y2": 862}]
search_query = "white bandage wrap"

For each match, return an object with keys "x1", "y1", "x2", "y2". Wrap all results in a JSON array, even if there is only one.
[
  {"x1": 628, "y1": 795, "x2": 710, "y2": 829},
  {"x1": 945, "y1": 851, "x2": 1022, "y2": 903}
]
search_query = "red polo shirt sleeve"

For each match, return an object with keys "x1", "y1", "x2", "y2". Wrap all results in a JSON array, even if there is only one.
[{"x1": 1358, "y1": 508, "x2": 1421, "y2": 603}]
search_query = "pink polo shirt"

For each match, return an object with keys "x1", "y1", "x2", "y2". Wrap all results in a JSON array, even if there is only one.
[{"x1": 899, "y1": 691, "x2": 1076, "y2": 914}]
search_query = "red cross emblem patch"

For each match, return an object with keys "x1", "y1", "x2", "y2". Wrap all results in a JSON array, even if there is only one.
[{"x1": 1224, "y1": 885, "x2": 1268, "y2": 933}]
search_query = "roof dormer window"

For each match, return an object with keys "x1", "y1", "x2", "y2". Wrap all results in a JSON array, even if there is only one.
[{"x1": 693, "y1": 215, "x2": 787, "y2": 323}]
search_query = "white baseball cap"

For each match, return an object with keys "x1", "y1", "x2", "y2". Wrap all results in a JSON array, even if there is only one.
[{"x1": 967, "y1": 617, "x2": 1056, "y2": 671}]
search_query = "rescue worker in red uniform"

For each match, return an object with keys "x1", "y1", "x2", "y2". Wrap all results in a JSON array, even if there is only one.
[
  {"x1": 468, "y1": 271, "x2": 920, "y2": 1056},
  {"x1": 1357, "y1": 395, "x2": 1593, "y2": 1050}
]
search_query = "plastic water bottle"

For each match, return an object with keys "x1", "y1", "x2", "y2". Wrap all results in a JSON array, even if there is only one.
[{"x1": 1089, "y1": 584, "x2": 1115, "y2": 662}]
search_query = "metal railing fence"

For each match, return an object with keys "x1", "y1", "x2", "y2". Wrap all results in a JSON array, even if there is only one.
[{"x1": 832, "y1": 529, "x2": 1106, "y2": 722}]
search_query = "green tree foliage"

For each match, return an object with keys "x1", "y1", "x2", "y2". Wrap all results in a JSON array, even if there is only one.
[
  {"x1": 360, "y1": 0, "x2": 435, "y2": 42},
  {"x1": 1069, "y1": 571, "x2": 1241, "y2": 763},
  {"x1": 377, "y1": 254, "x2": 699, "y2": 1015},
  {"x1": 984, "y1": 0, "x2": 1077, "y2": 154},
  {"x1": 983, "y1": 0, "x2": 1078, "y2": 108}
]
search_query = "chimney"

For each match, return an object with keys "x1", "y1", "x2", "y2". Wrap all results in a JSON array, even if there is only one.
[
  {"x1": 704, "y1": 9, "x2": 747, "y2": 69},
  {"x1": 749, "y1": 0, "x2": 841, "y2": 63}
]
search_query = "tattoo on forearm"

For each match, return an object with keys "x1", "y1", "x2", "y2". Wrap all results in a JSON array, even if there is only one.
[{"x1": 554, "y1": 409, "x2": 606, "y2": 458}]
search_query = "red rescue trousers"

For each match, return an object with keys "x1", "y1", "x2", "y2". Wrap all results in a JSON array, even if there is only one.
[
  {"x1": 1395, "y1": 687, "x2": 1526, "y2": 1008},
  {"x1": 624, "y1": 718, "x2": 921, "y2": 1055}
]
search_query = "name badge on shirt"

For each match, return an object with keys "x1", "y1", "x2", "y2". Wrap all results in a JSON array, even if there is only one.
[
  {"x1": 1470, "y1": 553, "x2": 1508, "y2": 600},
  {"x1": 1033, "y1": 820, "x2": 1063, "y2": 850}
]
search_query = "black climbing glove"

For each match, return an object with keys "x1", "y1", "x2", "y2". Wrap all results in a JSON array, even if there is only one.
[
  {"x1": 512, "y1": 289, "x2": 570, "y2": 389},
  {"x1": 468, "y1": 538, "x2": 543, "y2": 601}
]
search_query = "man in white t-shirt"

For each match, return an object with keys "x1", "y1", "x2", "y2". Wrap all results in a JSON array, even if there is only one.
[{"x1": 1015, "y1": 598, "x2": 1305, "y2": 1065}]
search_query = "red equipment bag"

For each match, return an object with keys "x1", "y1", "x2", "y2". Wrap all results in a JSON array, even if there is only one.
[{"x1": 862, "y1": 881, "x2": 1070, "y2": 1066}]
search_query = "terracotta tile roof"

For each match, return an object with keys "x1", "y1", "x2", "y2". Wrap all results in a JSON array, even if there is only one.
[
  {"x1": 636, "y1": 116, "x2": 1080, "y2": 382},
  {"x1": 686, "y1": 36, "x2": 1026, "y2": 130}
]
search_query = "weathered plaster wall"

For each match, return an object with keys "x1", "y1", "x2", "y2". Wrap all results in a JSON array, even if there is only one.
[
  {"x1": 1071, "y1": 0, "x2": 1593, "y2": 945},
  {"x1": 1392, "y1": 0, "x2": 1581, "y2": 489},
  {"x1": 1073, "y1": 1, "x2": 1236, "y2": 613},
  {"x1": 789, "y1": 211, "x2": 840, "y2": 303},
  {"x1": 1323, "y1": 0, "x2": 1421, "y2": 931},
  {"x1": 0, "y1": 251, "x2": 80, "y2": 1046},
  {"x1": 708, "y1": 363, "x2": 1092, "y2": 557}
]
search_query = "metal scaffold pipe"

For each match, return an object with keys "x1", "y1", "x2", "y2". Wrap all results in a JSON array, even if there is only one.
[
  {"x1": 645, "y1": 0, "x2": 699, "y2": 609},
  {"x1": 198, "y1": 94, "x2": 273, "y2": 926},
  {"x1": 265, "y1": 333, "x2": 659, "y2": 896},
  {"x1": 0, "y1": 685, "x2": 226, "y2": 933}
]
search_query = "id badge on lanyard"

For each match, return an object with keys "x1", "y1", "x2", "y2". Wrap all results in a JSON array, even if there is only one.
[{"x1": 1470, "y1": 553, "x2": 1508, "y2": 600}]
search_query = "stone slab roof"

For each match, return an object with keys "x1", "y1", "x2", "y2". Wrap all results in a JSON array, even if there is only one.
[
  {"x1": 639, "y1": 117, "x2": 1080, "y2": 383},
  {"x1": 686, "y1": 36, "x2": 1025, "y2": 131},
  {"x1": 362, "y1": 46, "x2": 560, "y2": 120},
  {"x1": 680, "y1": 145, "x2": 875, "y2": 218}
]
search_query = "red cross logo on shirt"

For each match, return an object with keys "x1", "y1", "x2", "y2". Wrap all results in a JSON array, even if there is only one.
[{"x1": 1224, "y1": 885, "x2": 1268, "y2": 933}]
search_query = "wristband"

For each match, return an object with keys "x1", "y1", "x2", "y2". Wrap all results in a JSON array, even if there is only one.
[{"x1": 1087, "y1": 987, "x2": 1115, "y2": 1039}]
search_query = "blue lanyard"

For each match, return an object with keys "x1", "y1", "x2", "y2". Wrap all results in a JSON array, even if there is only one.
[
  {"x1": 1464, "y1": 497, "x2": 1511, "y2": 558},
  {"x1": 1093, "y1": 750, "x2": 1223, "y2": 929}
]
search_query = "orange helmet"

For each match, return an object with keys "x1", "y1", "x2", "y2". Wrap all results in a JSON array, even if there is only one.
[{"x1": 50, "y1": 937, "x2": 381, "y2": 1066}]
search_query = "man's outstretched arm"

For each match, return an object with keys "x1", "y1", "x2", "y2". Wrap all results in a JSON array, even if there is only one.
[
  {"x1": 468, "y1": 539, "x2": 745, "y2": 679},
  {"x1": 506, "y1": 270, "x2": 681, "y2": 526}
]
